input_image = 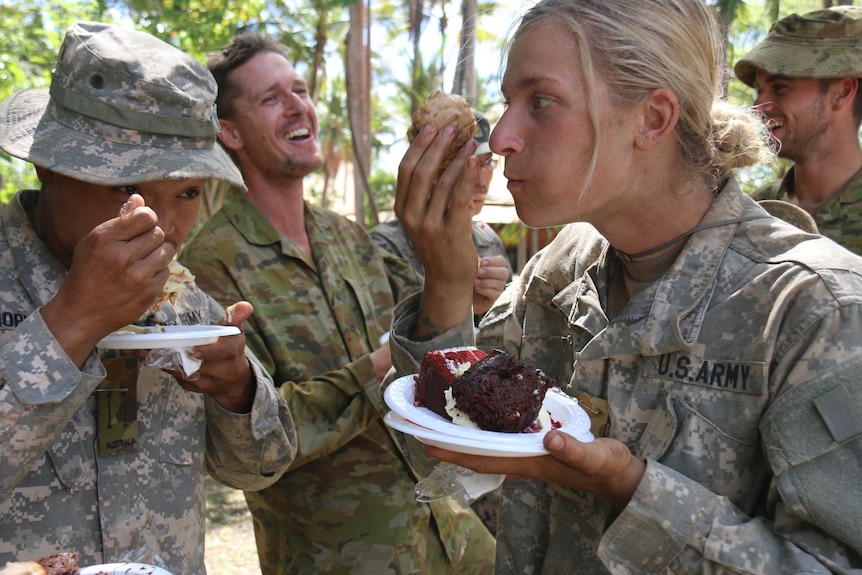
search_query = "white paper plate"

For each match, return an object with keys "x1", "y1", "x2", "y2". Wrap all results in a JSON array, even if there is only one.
[
  {"x1": 96, "y1": 325, "x2": 240, "y2": 350},
  {"x1": 80, "y1": 564, "x2": 173, "y2": 575},
  {"x1": 383, "y1": 373, "x2": 593, "y2": 456}
]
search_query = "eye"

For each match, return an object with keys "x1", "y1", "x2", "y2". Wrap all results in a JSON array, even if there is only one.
[
  {"x1": 180, "y1": 187, "x2": 201, "y2": 199},
  {"x1": 114, "y1": 185, "x2": 139, "y2": 196},
  {"x1": 534, "y1": 95, "x2": 553, "y2": 109}
]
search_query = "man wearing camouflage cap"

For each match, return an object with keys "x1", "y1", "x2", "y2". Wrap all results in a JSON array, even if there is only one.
[
  {"x1": 735, "y1": 6, "x2": 862, "y2": 254},
  {"x1": 0, "y1": 21, "x2": 296, "y2": 574}
]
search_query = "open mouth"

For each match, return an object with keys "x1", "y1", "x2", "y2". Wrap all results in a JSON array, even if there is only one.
[
  {"x1": 284, "y1": 128, "x2": 311, "y2": 141},
  {"x1": 765, "y1": 118, "x2": 784, "y2": 132}
]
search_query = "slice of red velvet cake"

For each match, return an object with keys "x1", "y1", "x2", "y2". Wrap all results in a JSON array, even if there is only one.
[{"x1": 414, "y1": 347, "x2": 488, "y2": 420}]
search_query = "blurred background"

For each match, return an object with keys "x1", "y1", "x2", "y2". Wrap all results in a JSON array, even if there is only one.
[{"x1": 0, "y1": 0, "x2": 852, "y2": 270}]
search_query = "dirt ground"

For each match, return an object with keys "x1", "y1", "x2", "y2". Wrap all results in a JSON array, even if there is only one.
[{"x1": 204, "y1": 476, "x2": 262, "y2": 575}]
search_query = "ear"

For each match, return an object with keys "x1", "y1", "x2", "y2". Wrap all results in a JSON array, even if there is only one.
[
  {"x1": 831, "y1": 77, "x2": 858, "y2": 113},
  {"x1": 634, "y1": 88, "x2": 679, "y2": 151},
  {"x1": 217, "y1": 118, "x2": 243, "y2": 152}
]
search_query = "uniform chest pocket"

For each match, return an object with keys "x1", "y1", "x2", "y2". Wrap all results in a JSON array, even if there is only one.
[
  {"x1": 45, "y1": 419, "x2": 91, "y2": 492},
  {"x1": 157, "y1": 381, "x2": 205, "y2": 467},
  {"x1": 343, "y1": 276, "x2": 386, "y2": 345},
  {"x1": 637, "y1": 389, "x2": 767, "y2": 510}
]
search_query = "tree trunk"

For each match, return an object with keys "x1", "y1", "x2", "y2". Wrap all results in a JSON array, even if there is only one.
[
  {"x1": 451, "y1": 0, "x2": 478, "y2": 104},
  {"x1": 346, "y1": 0, "x2": 378, "y2": 226},
  {"x1": 824, "y1": 0, "x2": 854, "y2": 6},
  {"x1": 309, "y1": 8, "x2": 328, "y2": 104},
  {"x1": 409, "y1": 0, "x2": 425, "y2": 117}
]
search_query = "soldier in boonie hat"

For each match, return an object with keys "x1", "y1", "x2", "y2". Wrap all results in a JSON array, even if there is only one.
[
  {"x1": 734, "y1": 7, "x2": 862, "y2": 254},
  {"x1": 0, "y1": 22, "x2": 295, "y2": 574},
  {"x1": 734, "y1": 6, "x2": 862, "y2": 88},
  {"x1": 0, "y1": 20, "x2": 243, "y2": 187}
]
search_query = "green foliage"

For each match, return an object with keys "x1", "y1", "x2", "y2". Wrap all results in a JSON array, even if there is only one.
[
  {"x1": 0, "y1": 0, "x2": 850, "y2": 212},
  {"x1": 363, "y1": 168, "x2": 397, "y2": 227}
]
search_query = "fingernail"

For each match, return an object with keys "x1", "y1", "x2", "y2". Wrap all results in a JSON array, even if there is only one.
[
  {"x1": 119, "y1": 200, "x2": 133, "y2": 216},
  {"x1": 546, "y1": 432, "x2": 565, "y2": 452}
]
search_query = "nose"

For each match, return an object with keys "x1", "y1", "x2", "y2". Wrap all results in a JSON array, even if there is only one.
[
  {"x1": 144, "y1": 196, "x2": 175, "y2": 239},
  {"x1": 284, "y1": 91, "x2": 311, "y2": 117},
  {"x1": 489, "y1": 111, "x2": 522, "y2": 158},
  {"x1": 753, "y1": 90, "x2": 773, "y2": 113}
]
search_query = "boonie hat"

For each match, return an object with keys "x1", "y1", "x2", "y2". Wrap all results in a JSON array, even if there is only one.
[
  {"x1": 0, "y1": 21, "x2": 244, "y2": 188},
  {"x1": 473, "y1": 111, "x2": 491, "y2": 156},
  {"x1": 735, "y1": 6, "x2": 862, "y2": 88}
]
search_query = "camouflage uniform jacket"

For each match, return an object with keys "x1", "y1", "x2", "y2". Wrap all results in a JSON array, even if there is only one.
[
  {"x1": 0, "y1": 190, "x2": 297, "y2": 575},
  {"x1": 751, "y1": 164, "x2": 862, "y2": 255},
  {"x1": 389, "y1": 180, "x2": 862, "y2": 574},
  {"x1": 371, "y1": 218, "x2": 513, "y2": 282},
  {"x1": 180, "y1": 187, "x2": 495, "y2": 575}
]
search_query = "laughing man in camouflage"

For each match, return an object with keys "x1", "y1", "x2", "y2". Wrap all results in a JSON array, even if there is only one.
[
  {"x1": 735, "y1": 6, "x2": 862, "y2": 254},
  {"x1": 179, "y1": 33, "x2": 496, "y2": 574},
  {"x1": 0, "y1": 22, "x2": 296, "y2": 574}
]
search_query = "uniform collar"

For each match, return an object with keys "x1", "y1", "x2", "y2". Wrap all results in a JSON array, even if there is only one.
[
  {"x1": 573, "y1": 180, "x2": 761, "y2": 359},
  {"x1": 3, "y1": 190, "x2": 67, "y2": 307},
  {"x1": 222, "y1": 186, "x2": 336, "y2": 251}
]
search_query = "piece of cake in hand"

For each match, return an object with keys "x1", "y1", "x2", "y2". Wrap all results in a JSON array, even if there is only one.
[{"x1": 407, "y1": 90, "x2": 476, "y2": 170}]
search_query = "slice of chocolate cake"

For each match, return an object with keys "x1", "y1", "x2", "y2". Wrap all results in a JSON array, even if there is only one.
[
  {"x1": 453, "y1": 352, "x2": 555, "y2": 433},
  {"x1": 414, "y1": 347, "x2": 488, "y2": 420}
]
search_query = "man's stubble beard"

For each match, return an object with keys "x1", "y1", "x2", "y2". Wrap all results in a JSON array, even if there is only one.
[{"x1": 778, "y1": 97, "x2": 829, "y2": 164}]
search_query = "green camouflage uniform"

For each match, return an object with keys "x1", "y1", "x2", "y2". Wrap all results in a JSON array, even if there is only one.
[
  {"x1": 389, "y1": 180, "x2": 862, "y2": 574},
  {"x1": 751, "y1": 166, "x2": 862, "y2": 255},
  {"x1": 181, "y1": 187, "x2": 495, "y2": 574},
  {"x1": 735, "y1": 7, "x2": 862, "y2": 257},
  {"x1": 370, "y1": 219, "x2": 512, "y2": 283},
  {"x1": 0, "y1": 191, "x2": 296, "y2": 575}
]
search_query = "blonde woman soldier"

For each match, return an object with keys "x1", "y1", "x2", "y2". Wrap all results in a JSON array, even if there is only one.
[{"x1": 387, "y1": 0, "x2": 862, "y2": 573}]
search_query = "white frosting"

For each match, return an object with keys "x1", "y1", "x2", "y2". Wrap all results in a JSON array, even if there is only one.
[
  {"x1": 443, "y1": 388, "x2": 480, "y2": 429},
  {"x1": 444, "y1": 387, "x2": 551, "y2": 432}
]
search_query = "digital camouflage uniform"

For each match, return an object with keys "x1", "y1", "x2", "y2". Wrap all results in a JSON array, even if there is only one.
[
  {"x1": 180, "y1": 187, "x2": 495, "y2": 574},
  {"x1": 0, "y1": 191, "x2": 297, "y2": 575},
  {"x1": 389, "y1": 180, "x2": 862, "y2": 574},
  {"x1": 371, "y1": 218, "x2": 512, "y2": 283},
  {"x1": 751, "y1": 165, "x2": 862, "y2": 255}
]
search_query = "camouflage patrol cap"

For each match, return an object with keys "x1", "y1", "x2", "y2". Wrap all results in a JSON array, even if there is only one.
[
  {"x1": 735, "y1": 6, "x2": 862, "y2": 88},
  {"x1": 473, "y1": 111, "x2": 491, "y2": 156},
  {"x1": 0, "y1": 21, "x2": 244, "y2": 187}
]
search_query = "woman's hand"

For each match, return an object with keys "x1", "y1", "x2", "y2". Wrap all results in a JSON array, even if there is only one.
[
  {"x1": 426, "y1": 430, "x2": 646, "y2": 510},
  {"x1": 395, "y1": 123, "x2": 479, "y2": 338}
]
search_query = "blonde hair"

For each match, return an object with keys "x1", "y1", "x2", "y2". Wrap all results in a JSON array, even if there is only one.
[{"x1": 510, "y1": 0, "x2": 772, "y2": 191}]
